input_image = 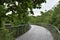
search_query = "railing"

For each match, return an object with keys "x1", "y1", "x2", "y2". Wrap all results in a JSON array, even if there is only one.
[
  {"x1": 34, "y1": 23, "x2": 60, "y2": 40},
  {"x1": 0, "y1": 24, "x2": 30, "y2": 40},
  {"x1": 52, "y1": 25, "x2": 60, "y2": 34},
  {"x1": 11, "y1": 24, "x2": 30, "y2": 38},
  {"x1": 47, "y1": 24, "x2": 60, "y2": 40},
  {"x1": 39, "y1": 23, "x2": 60, "y2": 40}
]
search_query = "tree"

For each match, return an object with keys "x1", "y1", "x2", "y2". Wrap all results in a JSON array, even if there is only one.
[
  {"x1": 0, "y1": 0, "x2": 46, "y2": 28},
  {"x1": 51, "y1": 2, "x2": 60, "y2": 29},
  {"x1": 0, "y1": 0, "x2": 46, "y2": 40}
]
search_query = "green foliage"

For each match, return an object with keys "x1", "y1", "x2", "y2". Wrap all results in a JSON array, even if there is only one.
[
  {"x1": 29, "y1": 10, "x2": 54, "y2": 24},
  {"x1": 51, "y1": 3, "x2": 60, "y2": 29},
  {"x1": 0, "y1": 29, "x2": 14, "y2": 40},
  {"x1": 29, "y1": 2, "x2": 60, "y2": 30},
  {"x1": 2, "y1": 0, "x2": 45, "y2": 26},
  {"x1": 0, "y1": 0, "x2": 46, "y2": 27},
  {"x1": 0, "y1": 0, "x2": 46, "y2": 40}
]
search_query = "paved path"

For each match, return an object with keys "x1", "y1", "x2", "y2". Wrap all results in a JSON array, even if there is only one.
[{"x1": 16, "y1": 25, "x2": 54, "y2": 40}]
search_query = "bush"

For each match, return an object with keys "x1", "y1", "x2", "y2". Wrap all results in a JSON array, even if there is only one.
[{"x1": 0, "y1": 29, "x2": 14, "y2": 40}]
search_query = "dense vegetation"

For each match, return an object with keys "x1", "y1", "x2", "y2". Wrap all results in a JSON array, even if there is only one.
[
  {"x1": 0, "y1": 0, "x2": 46, "y2": 40},
  {"x1": 29, "y1": 2, "x2": 60, "y2": 40},
  {"x1": 29, "y1": 2, "x2": 60, "y2": 30},
  {"x1": 0, "y1": 0, "x2": 46, "y2": 27}
]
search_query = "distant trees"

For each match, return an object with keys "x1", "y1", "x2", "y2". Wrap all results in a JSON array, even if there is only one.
[
  {"x1": 29, "y1": 2, "x2": 60, "y2": 30},
  {"x1": 51, "y1": 2, "x2": 60, "y2": 29},
  {"x1": 29, "y1": 10, "x2": 54, "y2": 25}
]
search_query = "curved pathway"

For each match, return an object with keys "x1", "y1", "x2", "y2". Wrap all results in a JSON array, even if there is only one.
[{"x1": 16, "y1": 25, "x2": 54, "y2": 40}]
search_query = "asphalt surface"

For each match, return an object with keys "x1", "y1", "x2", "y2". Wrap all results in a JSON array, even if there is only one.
[{"x1": 16, "y1": 25, "x2": 54, "y2": 40}]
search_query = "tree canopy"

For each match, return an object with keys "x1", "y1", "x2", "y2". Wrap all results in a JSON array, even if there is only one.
[
  {"x1": 0, "y1": 0, "x2": 46, "y2": 40},
  {"x1": 0, "y1": 0, "x2": 46, "y2": 27},
  {"x1": 29, "y1": 2, "x2": 60, "y2": 30}
]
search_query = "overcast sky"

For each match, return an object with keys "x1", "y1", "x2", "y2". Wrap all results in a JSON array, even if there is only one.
[
  {"x1": 32, "y1": 0, "x2": 60, "y2": 16},
  {"x1": 7, "y1": 0, "x2": 60, "y2": 16}
]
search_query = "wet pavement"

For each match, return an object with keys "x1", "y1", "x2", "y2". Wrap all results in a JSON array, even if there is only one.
[{"x1": 16, "y1": 25, "x2": 54, "y2": 40}]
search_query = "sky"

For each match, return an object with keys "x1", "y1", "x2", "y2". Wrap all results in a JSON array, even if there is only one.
[
  {"x1": 31, "y1": 0, "x2": 60, "y2": 16},
  {"x1": 6, "y1": 0, "x2": 60, "y2": 16}
]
